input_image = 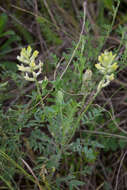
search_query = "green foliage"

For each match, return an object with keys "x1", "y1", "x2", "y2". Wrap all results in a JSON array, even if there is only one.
[
  {"x1": 14, "y1": 22, "x2": 34, "y2": 44},
  {"x1": 0, "y1": 13, "x2": 21, "y2": 71},
  {"x1": 0, "y1": 13, "x2": 8, "y2": 33},
  {"x1": 37, "y1": 17, "x2": 62, "y2": 45},
  {"x1": 103, "y1": 0, "x2": 114, "y2": 11},
  {"x1": 82, "y1": 106, "x2": 104, "y2": 124},
  {"x1": 0, "y1": 0, "x2": 127, "y2": 189}
]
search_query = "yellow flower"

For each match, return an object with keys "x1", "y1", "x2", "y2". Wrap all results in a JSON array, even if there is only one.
[
  {"x1": 17, "y1": 46, "x2": 44, "y2": 83},
  {"x1": 96, "y1": 50, "x2": 118, "y2": 74},
  {"x1": 96, "y1": 50, "x2": 118, "y2": 91}
]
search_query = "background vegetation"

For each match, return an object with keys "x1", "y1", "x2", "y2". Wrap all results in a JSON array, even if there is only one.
[{"x1": 0, "y1": 0, "x2": 127, "y2": 189}]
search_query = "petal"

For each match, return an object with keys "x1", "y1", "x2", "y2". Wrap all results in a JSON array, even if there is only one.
[
  {"x1": 95, "y1": 63, "x2": 103, "y2": 70},
  {"x1": 24, "y1": 73, "x2": 35, "y2": 81},
  {"x1": 111, "y1": 62, "x2": 118, "y2": 71},
  {"x1": 27, "y1": 46, "x2": 32, "y2": 57},
  {"x1": 17, "y1": 64, "x2": 31, "y2": 72},
  {"x1": 30, "y1": 61, "x2": 36, "y2": 68}
]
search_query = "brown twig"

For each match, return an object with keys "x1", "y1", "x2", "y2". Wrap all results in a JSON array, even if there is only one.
[
  {"x1": 43, "y1": 0, "x2": 59, "y2": 31},
  {"x1": 115, "y1": 150, "x2": 127, "y2": 190},
  {"x1": 20, "y1": 158, "x2": 44, "y2": 190}
]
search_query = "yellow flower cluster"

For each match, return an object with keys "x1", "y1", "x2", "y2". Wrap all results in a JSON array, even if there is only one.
[
  {"x1": 17, "y1": 46, "x2": 43, "y2": 82},
  {"x1": 95, "y1": 51, "x2": 118, "y2": 91},
  {"x1": 95, "y1": 51, "x2": 118, "y2": 75}
]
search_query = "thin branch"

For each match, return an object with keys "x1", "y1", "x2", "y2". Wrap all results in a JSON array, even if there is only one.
[
  {"x1": 34, "y1": 0, "x2": 47, "y2": 52},
  {"x1": 115, "y1": 150, "x2": 127, "y2": 190},
  {"x1": 60, "y1": 1, "x2": 87, "y2": 79},
  {"x1": 20, "y1": 158, "x2": 44, "y2": 190}
]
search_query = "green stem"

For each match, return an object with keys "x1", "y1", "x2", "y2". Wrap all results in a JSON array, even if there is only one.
[
  {"x1": 35, "y1": 79, "x2": 44, "y2": 108},
  {"x1": 78, "y1": 91, "x2": 99, "y2": 124},
  {"x1": 44, "y1": 180, "x2": 51, "y2": 190},
  {"x1": 64, "y1": 90, "x2": 100, "y2": 149}
]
